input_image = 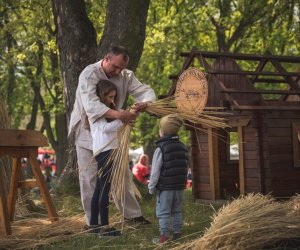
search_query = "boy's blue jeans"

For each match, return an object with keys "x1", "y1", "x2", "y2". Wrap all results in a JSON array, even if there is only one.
[{"x1": 156, "y1": 190, "x2": 184, "y2": 237}]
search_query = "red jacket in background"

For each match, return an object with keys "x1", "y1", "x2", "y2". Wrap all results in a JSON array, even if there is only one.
[{"x1": 132, "y1": 154, "x2": 150, "y2": 185}]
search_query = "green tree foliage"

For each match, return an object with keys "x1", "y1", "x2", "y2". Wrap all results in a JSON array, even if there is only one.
[
  {"x1": 0, "y1": 0, "x2": 68, "y2": 171},
  {"x1": 0, "y1": 0, "x2": 63, "y2": 126},
  {"x1": 132, "y1": 0, "x2": 300, "y2": 157},
  {"x1": 132, "y1": 1, "x2": 213, "y2": 153}
]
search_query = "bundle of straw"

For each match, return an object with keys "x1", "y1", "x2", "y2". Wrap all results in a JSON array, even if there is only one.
[
  {"x1": 286, "y1": 194, "x2": 300, "y2": 217},
  {"x1": 101, "y1": 124, "x2": 136, "y2": 200},
  {"x1": 172, "y1": 193, "x2": 300, "y2": 250},
  {"x1": 146, "y1": 95, "x2": 229, "y2": 132}
]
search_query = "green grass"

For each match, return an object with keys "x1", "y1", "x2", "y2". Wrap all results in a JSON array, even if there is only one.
[{"x1": 39, "y1": 189, "x2": 220, "y2": 250}]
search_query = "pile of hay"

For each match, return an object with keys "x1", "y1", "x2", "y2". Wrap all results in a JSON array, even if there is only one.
[
  {"x1": 173, "y1": 194, "x2": 300, "y2": 250},
  {"x1": 0, "y1": 214, "x2": 86, "y2": 249},
  {"x1": 0, "y1": 212, "x2": 125, "y2": 250}
]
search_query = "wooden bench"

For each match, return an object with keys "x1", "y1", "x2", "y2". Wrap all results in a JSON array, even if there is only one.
[{"x1": 0, "y1": 129, "x2": 58, "y2": 235}]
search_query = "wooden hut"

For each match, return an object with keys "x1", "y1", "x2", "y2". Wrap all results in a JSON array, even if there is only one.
[{"x1": 169, "y1": 47, "x2": 300, "y2": 200}]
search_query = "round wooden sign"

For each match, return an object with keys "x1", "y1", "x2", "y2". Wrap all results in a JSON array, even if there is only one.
[{"x1": 175, "y1": 67, "x2": 208, "y2": 114}]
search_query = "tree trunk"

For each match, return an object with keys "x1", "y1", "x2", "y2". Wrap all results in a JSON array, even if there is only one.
[
  {"x1": 51, "y1": 0, "x2": 150, "y2": 189},
  {"x1": 55, "y1": 112, "x2": 68, "y2": 175},
  {"x1": 6, "y1": 34, "x2": 16, "y2": 115},
  {"x1": 51, "y1": 0, "x2": 99, "y2": 187},
  {"x1": 26, "y1": 95, "x2": 38, "y2": 130},
  {"x1": 99, "y1": 0, "x2": 150, "y2": 70}
]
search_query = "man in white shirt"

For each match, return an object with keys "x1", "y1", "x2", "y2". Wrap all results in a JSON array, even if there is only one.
[{"x1": 69, "y1": 46, "x2": 156, "y2": 226}]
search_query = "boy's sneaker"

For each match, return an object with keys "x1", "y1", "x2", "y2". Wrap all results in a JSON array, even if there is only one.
[
  {"x1": 152, "y1": 235, "x2": 169, "y2": 245},
  {"x1": 125, "y1": 216, "x2": 150, "y2": 225},
  {"x1": 99, "y1": 226, "x2": 121, "y2": 237}
]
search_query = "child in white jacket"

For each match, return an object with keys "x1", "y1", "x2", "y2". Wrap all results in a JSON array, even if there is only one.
[{"x1": 89, "y1": 79, "x2": 123, "y2": 236}]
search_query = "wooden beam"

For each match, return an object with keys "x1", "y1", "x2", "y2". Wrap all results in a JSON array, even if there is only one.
[
  {"x1": 18, "y1": 180, "x2": 38, "y2": 189},
  {"x1": 250, "y1": 59, "x2": 267, "y2": 84},
  {"x1": 0, "y1": 169, "x2": 11, "y2": 235},
  {"x1": 0, "y1": 129, "x2": 48, "y2": 147},
  {"x1": 170, "y1": 75, "x2": 290, "y2": 83},
  {"x1": 231, "y1": 105, "x2": 300, "y2": 110},
  {"x1": 227, "y1": 117, "x2": 251, "y2": 127},
  {"x1": 180, "y1": 51, "x2": 300, "y2": 63},
  {"x1": 269, "y1": 59, "x2": 300, "y2": 90},
  {"x1": 238, "y1": 126, "x2": 245, "y2": 194},
  {"x1": 213, "y1": 133, "x2": 220, "y2": 199},
  {"x1": 207, "y1": 70, "x2": 300, "y2": 76},
  {"x1": 208, "y1": 128, "x2": 220, "y2": 200},
  {"x1": 221, "y1": 89, "x2": 300, "y2": 95},
  {"x1": 253, "y1": 78, "x2": 289, "y2": 83}
]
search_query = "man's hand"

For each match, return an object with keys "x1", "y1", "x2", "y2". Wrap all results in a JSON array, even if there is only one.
[
  {"x1": 117, "y1": 110, "x2": 137, "y2": 124},
  {"x1": 132, "y1": 102, "x2": 150, "y2": 112}
]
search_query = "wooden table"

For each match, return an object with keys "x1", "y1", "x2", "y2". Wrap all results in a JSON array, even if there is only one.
[{"x1": 0, "y1": 129, "x2": 58, "y2": 235}]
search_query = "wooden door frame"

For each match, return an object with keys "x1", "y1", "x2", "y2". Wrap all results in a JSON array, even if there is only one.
[
  {"x1": 208, "y1": 128, "x2": 220, "y2": 200},
  {"x1": 228, "y1": 117, "x2": 251, "y2": 195}
]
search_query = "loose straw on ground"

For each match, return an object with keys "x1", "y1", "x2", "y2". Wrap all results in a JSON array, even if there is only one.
[
  {"x1": 0, "y1": 214, "x2": 85, "y2": 250},
  {"x1": 0, "y1": 212, "x2": 126, "y2": 250},
  {"x1": 171, "y1": 193, "x2": 300, "y2": 250}
]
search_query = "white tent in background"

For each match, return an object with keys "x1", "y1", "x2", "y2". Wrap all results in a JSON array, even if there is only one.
[{"x1": 129, "y1": 147, "x2": 144, "y2": 162}]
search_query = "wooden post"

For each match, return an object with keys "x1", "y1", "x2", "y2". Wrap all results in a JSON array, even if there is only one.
[
  {"x1": 238, "y1": 125, "x2": 245, "y2": 194},
  {"x1": 28, "y1": 148, "x2": 58, "y2": 222},
  {"x1": 0, "y1": 170, "x2": 11, "y2": 235},
  {"x1": 228, "y1": 117, "x2": 250, "y2": 195},
  {"x1": 208, "y1": 128, "x2": 220, "y2": 200},
  {"x1": 7, "y1": 157, "x2": 21, "y2": 221}
]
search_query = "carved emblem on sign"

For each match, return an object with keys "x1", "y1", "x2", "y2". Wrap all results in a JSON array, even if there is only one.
[{"x1": 175, "y1": 67, "x2": 208, "y2": 114}]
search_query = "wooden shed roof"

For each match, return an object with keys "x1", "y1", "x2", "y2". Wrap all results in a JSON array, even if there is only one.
[{"x1": 169, "y1": 47, "x2": 300, "y2": 111}]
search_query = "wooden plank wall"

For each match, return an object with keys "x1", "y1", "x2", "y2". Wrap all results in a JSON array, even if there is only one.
[
  {"x1": 243, "y1": 124, "x2": 262, "y2": 193},
  {"x1": 191, "y1": 130, "x2": 211, "y2": 200},
  {"x1": 263, "y1": 111, "x2": 300, "y2": 197}
]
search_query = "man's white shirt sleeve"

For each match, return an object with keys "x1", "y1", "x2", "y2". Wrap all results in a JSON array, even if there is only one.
[{"x1": 127, "y1": 71, "x2": 156, "y2": 103}]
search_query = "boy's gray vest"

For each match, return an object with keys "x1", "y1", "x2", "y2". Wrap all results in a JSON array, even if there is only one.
[{"x1": 156, "y1": 135, "x2": 189, "y2": 190}]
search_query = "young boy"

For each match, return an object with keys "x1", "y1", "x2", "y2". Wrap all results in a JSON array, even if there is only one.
[{"x1": 148, "y1": 114, "x2": 189, "y2": 244}]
